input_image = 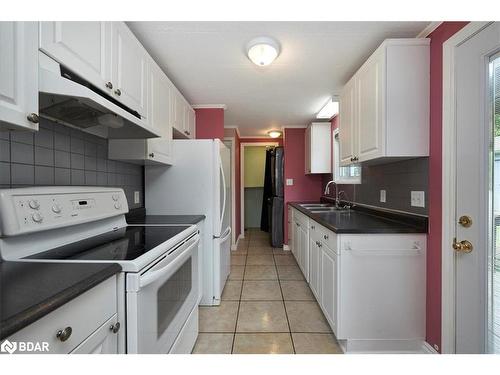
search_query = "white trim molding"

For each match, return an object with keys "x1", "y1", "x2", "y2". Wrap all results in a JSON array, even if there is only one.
[
  {"x1": 231, "y1": 234, "x2": 243, "y2": 251},
  {"x1": 441, "y1": 21, "x2": 492, "y2": 355},
  {"x1": 416, "y1": 22, "x2": 443, "y2": 38},
  {"x1": 191, "y1": 104, "x2": 227, "y2": 110},
  {"x1": 224, "y1": 125, "x2": 241, "y2": 138},
  {"x1": 421, "y1": 341, "x2": 439, "y2": 354},
  {"x1": 223, "y1": 136, "x2": 237, "y2": 247}
]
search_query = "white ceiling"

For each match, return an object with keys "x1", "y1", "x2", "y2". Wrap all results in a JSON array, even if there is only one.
[{"x1": 128, "y1": 22, "x2": 430, "y2": 137}]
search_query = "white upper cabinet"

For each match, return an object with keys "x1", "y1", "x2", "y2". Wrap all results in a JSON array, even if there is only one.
[
  {"x1": 305, "y1": 122, "x2": 332, "y2": 174},
  {"x1": 39, "y1": 22, "x2": 112, "y2": 93},
  {"x1": 0, "y1": 22, "x2": 39, "y2": 131},
  {"x1": 108, "y1": 59, "x2": 173, "y2": 165},
  {"x1": 339, "y1": 39, "x2": 430, "y2": 166},
  {"x1": 339, "y1": 78, "x2": 356, "y2": 165},
  {"x1": 111, "y1": 23, "x2": 148, "y2": 120},
  {"x1": 172, "y1": 89, "x2": 195, "y2": 139},
  {"x1": 356, "y1": 48, "x2": 384, "y2": 162}
]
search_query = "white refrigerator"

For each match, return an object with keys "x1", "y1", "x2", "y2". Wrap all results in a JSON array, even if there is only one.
[{"x1": 145, "y1": 139, "x2": 231, "y2": 306}]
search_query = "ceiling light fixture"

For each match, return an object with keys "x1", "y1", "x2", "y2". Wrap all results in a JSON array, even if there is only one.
[
  {"x1": 268, "y1": 130, "x2": 282, "y2": 138},
  {"x1": 247, "y1": 37, "x2": 280, "y2": 66},
  {"x1": 316, "y1": 98, "x2": 339, "y2": 119}
]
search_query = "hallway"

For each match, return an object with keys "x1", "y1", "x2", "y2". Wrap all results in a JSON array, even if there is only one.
[{"x1": 193, "y1": 229, "x2": 342, "y2": 354}]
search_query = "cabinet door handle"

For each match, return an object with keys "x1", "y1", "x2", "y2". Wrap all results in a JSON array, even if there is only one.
[
  {"x1": 27, "y1": 113, "x2": 39, "y2": 124},
  {"x1": 114, "y1": 89, "x2": 121, "y2": 96},
  {"x1": 105, "y1": 81, "x2": 113, "y2": 89},
  {"x1": 311, "y1": 225, "x2": 315, "y2": 230},
  {"x1": 149, "y1": 153, "x2": 155, "y2": 158},
  {"x1": 56, "y1": 326, "x2": 73, "y2": 342},
  {"x1": 324, "y1": 234, "x2": 329, "y2": 240},
  {"x1": 110, "y1": 322, "x2": 121, "y2": 334}
]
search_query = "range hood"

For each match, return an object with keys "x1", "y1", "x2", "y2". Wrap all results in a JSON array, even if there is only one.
[{"x1": 38, "y1": 52, "x2": 160, "y2": 139}]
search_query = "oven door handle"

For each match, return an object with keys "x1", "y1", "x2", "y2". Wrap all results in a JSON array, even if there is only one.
[{"x1": 139, "y1": 236, "x2": 200, "y2": 289}]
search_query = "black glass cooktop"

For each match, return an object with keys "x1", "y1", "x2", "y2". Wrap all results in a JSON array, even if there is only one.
[{"x1": 26, "y1": 226, "x2": 191, "y2": 261}]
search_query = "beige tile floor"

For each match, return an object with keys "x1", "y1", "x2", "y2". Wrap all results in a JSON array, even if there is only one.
[{"x1": 193, "y1": 228, "x2": 343, "y2": 354}]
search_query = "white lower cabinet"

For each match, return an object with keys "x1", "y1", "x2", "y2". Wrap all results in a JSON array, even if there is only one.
[
  {"x1": 290, "y1": 206, "x2": 426, "y2": 353},
  {"x1": 71, "y1": 314, "x2": 119, "y2": 354},
  {"x1": 320, "y1": 243, "x2": 337, "y2": 335},
  {"x1": 6, "y1": 276, "x2": 122, "y2": 354}
]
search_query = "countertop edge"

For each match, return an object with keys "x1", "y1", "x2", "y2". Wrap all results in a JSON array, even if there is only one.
[
  {"x1": 288, "y1": 202, "x2": 428, "y2": 234},
  {"x1": 0, "y1": 263, "x2": 121, "y2": 340}
]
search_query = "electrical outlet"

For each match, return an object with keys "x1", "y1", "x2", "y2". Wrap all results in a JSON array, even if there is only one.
[
  {"x1": 380, "y1": 190, "x2": 386, "y2": 203},
  {"x1": 286, "y1": 179, "x2": 294, "y2": 186},
  {"x1": 134, "y1": 191, "x2": 140, "y2": 204},
  {"x1": 411, "y1": 191, "x2": 425, "y2": 207}
]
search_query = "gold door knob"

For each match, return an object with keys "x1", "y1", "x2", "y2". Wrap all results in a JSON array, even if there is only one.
[
  {"x1": 452, "y1": 238, "x2": 473, "y2": 253},
  {"x1": 458, "y1": 215, "x2": 472, "y2": 227}
]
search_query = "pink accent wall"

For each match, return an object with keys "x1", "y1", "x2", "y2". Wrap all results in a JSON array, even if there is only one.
[
  {"x1": 283, "y1": 128, "x2": 324, "y2": 244},
  {"x1": 426, "y1": 21, "x2": 468, "y2": 351},
  {"x1": 195, "y1": 108, "x2": 224, "y2": 140}
]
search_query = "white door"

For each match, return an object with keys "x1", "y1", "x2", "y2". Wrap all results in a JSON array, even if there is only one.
[
  {"x1": 320, "y1": 244, "x2": 337, "y2": 334},
  {"x1": 339, "y1": 77, "x2": 356, "y2": 165},
  {"x1": 0, "y1": 22, "x2": 39, "y2": 131},
  {"x1": 356, "y1": 49, "x2": 385, "y2": 162},
  {"x1": 173, "y1": 92, "x2": 186, "y2": 136},
  {"x1": 71, "y1": 315, "x2": 119, "y2": 354},
  {"x1": 111, "y1": 23, "x2": 148, "y2": 119},
  {"x1": 453, "y1": 22, "x2": 500, "y2": 353},
  {"x1": 39, "y1": 21, "x2": 112, "y2": 93},
  {"x1": 147, "y1": 61, "x2": 173, "y2": 163},
  {"x1": 309, "y1": 234, "x2": 321, "y2": 300}
]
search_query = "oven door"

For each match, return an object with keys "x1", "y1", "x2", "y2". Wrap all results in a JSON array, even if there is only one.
[{"x1": 126, "y1": 234, "x2": 200, "y2": 353}]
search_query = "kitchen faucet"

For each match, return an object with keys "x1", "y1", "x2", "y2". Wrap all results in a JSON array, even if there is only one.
[{"x1": 324, "y1": 180, "x2": 340, "y2": 208}]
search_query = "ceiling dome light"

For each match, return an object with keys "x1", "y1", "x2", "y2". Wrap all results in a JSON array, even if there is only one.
[
  {"x1": 268, "y1": 130, "x2": 282, "y2": 138},
  {"x1": 247, "y1": 37, "x2": 280, "y2": 66}
]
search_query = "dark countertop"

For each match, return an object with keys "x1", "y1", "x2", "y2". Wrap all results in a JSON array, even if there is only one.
[
  {"x1": 0, "y1": 261, "x2": 121, "y2": 340},
  {"x1": 127, "y1": 215, "x2": 206, "y2": 225},
  {"x1": 289, "y1": 202, "x2": 428, "y2": 234}
]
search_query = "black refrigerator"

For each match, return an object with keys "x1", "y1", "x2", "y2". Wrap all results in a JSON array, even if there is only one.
[{"x1": 261, "y1": 147, "x2": 284, "y2": 247}]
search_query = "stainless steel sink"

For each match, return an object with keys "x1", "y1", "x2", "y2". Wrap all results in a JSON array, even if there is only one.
[
  {"x1": 298, "y1": 203, "x2": 333, "y2": 208},
  {"x1": 309, "y1": 207, "x2": 351, "y2": 213}
]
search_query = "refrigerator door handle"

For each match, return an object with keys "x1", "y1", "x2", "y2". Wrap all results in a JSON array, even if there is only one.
[
  {"x1": 216, "y1": 226, "x2": 231, "y2": 241},
  {"x1": 219, "y1": 159, "x2": 227, "y2": 236}
]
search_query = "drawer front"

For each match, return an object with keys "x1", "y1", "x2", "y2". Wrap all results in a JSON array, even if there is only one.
[
  {"x1": 294, "y1": 210, "x2": 309, "y2": 229},
  {"x1": 317, "y1": 224, "x2": 337, "y2": 252},
  {"x1": 7, "y1": 276, "x2": 117, "y2": 354}
]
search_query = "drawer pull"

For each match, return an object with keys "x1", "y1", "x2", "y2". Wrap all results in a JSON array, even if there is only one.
[
  {"x1": 311, "y1": 225, "x2": 315, "y2": 229},
  {"x1": 110, "y1": 322, "x2": 121, "y2": 334},
  {"x1": 324, "y1": 234, "x2": 329, "y2": 240},
  {"x1": 56, "y1": 326, "x2": 72, "y2": 342},
  {"x1": 114, "y1": 88, "x2": 122, "y2": 96}
]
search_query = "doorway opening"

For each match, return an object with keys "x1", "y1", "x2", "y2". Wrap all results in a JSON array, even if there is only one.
[{"x1": 240, "y1": 142, "x2": 280, "y2": 241}]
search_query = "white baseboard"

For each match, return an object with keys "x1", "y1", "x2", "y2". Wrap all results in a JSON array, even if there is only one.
[
  {"x1": 421, "y1": 341, "x2": 439, "y2": 354},
  {"x1": 231, "y1": 234, "x2": 243, "y2": 251},
  {"x1": 283, "y1": 244, "x2": 290, "y2": 251},
  {"x1": 338, "y1": 339, "x2": 428, "y2": 354}
]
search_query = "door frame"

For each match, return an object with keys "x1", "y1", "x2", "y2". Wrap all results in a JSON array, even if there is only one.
[
  {"x1": 441, "y1": 21, "x2": 494, "y2": 354},
  {"x1": 223, "y1": 137, "x2": 237, "y2": 248},
  {"x1": 240, "y1": 142, "x2": 279, "y2": 237}
]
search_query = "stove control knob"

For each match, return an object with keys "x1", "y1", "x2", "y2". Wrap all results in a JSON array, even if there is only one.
[
  {"x1": 114, "y1": 203, "x2": 122, "y2": 210},
  {"x1": 52, "y1": 204, "x2": 62, "y2": 214},
  {"x1": 112, "y1": 194, "x2": 119, "y2": 201},
  {"x1": 32, "y1": 212, "x2": 43, "y2": 223},
  {"x1": 29, "y1": 199, "x2": 40, "y2": 210}
]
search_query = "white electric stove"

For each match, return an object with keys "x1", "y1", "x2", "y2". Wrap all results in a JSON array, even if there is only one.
[{"x1": 0, "y1": 186, "x2": 200, "y2": 354}]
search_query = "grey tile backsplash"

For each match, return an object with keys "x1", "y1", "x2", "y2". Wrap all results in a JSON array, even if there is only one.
[
  {"x1": 0, "y1": 118, "x2": 144, "y2": 209},
  {"x1": 322, "y1": 157, "x2": 429, "y2": 215}
]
